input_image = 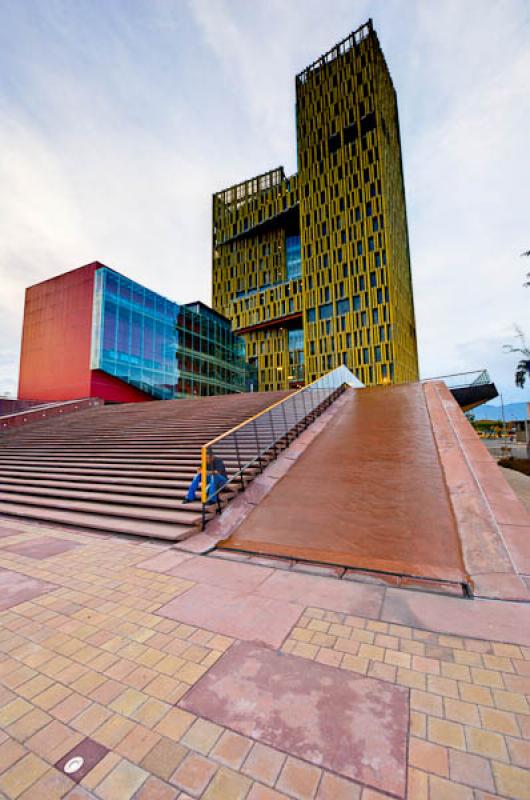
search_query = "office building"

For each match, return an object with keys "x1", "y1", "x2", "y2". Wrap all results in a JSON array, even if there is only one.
[
  {"x1": 18, "y1": 262, "x2": 249, "y2": 402},
  {"x1": 212, "y1": 19, "x2": 419, "y2": 390}
]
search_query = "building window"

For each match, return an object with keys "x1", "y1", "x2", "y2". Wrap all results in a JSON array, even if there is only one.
[
  {"x1": 286, "y1": 235, "x2": 302, "y2": 280},
  {"x1": 375, "y1": 345, "x2": 382, "y2": 362},
  {"x1": 353, "y1": 295, "x2": 361, "y2": 311},
  {"x1": 307, "y1": 308, "x2": 316, "y2": 323},
  {"x1": 337, "y1": 298, "x2": 350, "y2": 316},
  {"x1": 319, "y1": 303, "x2": 333, "y2": 320}
]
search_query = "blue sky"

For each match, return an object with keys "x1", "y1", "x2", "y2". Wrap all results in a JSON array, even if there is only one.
[{"x1": 1, "y1": 0, "x2": 529, "y2": 403}]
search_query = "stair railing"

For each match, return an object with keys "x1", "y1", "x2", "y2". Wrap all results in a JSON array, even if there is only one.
[{"x1": 199, "y1": 365, "x2": 362, "y2": 528}]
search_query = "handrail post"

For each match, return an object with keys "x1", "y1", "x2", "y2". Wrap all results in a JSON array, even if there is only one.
[
  {"x1": 253, "y1": 418, "x2": 262, "y2": 472},
  {"x1": 234, "y1": 430, "x2": 245, "y2": 491},
  {"x1": 301, "y1": 387, "x2": 309, "y2": 429},
  {"x1": 200, "y1": 445, "x2": 207, "y2": 530},
  {"x1": 269, "y1": 410, "x2": 277, "y2": 458},
  {"x1": 281, "y1": 400, "x2": 289, "y2": 446}
]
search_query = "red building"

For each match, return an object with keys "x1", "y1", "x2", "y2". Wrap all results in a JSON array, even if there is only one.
[{"x1": 18, "y1": 263, "x2": 151, "y2": 403}]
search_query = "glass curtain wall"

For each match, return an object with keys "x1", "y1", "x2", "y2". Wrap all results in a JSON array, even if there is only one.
[{"x1": 92, "y1": 268, "x2": 249, "y2": 399}]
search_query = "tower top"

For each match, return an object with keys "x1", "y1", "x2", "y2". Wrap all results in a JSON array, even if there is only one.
[{"x1": 296, "y1": 19, "x2": 374, "y2": 85}]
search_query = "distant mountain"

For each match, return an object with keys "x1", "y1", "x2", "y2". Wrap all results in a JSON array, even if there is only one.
[{"x1": 471, "y1": 402, "x2": 528, "y2": 421}]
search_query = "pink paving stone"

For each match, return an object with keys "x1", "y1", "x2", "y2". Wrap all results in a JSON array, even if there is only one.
[
  {"x1": 382, "y1": 587, "x2": 530, "y2": 647},
  {"x1": 1, "y1": 536, "x2": 83, "y2": 559},
  {"x1": 173, "y1": 533, "x2": 220, "y2": 554},
  {"x1": 500, "y1": 524, "x2": 530, "y2": 574},
  {"x1": 179, "y1": 641, "x2": 409, "y2": 798},
  {"x1": 255, "y1": 569, "x2": 384, "y2": 618},
  {"x1": 0, "y1": 567, "x2": 57, "y2": 611},
  {"x1": 0, "y1": 528, "x2": 26, "y2": 539},
  {"x1": 471, "y1": 573, "x2": 530, "y2": 602},
  {"x1": 135, "y1": 551, "x2": 195, "y2": 574},
  {"x1": 164, "y1": 555, "x2": 274, "y2": 593},
  {"x1": 156, "y1": 583, "x2": 303, "y2": 648}
]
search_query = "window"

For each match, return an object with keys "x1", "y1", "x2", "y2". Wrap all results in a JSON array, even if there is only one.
[
  {"x1": 343, "y1": 123, "x2": 357, "y2": 146},
  {"x1": 353, "y1": 295, "x2": 361, "y2": 311},
  {"x1": 357, "y1": 242, "x2": 363, "y2": 256},
  {"x1": 337, "y1": 298, "x2": 350, "y2": 316},
  {"x1": 368, "y1": 237, "x2": 375, "y2": 252},
  {"x1": 329, "y1": 132, "x2": 341, "y2": 154},
  {"x1": 373, "y1": 308, "x2": 379, "y2": 324},
  {"x1": 319, "y1": 303, "x2": 333, "y2": 320},
  {"x1": 363, "y1": 348, "x2": 369, "y2": 364},
  {"x1": 307, "y1": 308, "x2": 316, "y2": 323},
  {"x1": 377, "y1": 288, "x2": 383, "y2": 304},
  {"x1": 360, "y1": 111, "x2": 376, "y2": 136},
  {"x1": 375, "y1": 346, "x2": 382, "y2": 362},
  {"x1": 366, "y1": 202, "x2": 372, "y2": 217},
  {"x1": 370, "y1": 272, "x2": 377, "y2": 288},
  {"x1": 375, "y1": 253, "x2": 381, "y2": 267}
]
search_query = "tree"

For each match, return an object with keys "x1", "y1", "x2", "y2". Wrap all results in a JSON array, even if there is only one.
[{"x1": 503, "y1": 252, "x2": 530, "y2": 388}]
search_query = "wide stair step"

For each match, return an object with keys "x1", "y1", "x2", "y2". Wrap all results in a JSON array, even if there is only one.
[{"x1": 0, "y1": 390, "x2": 294, "y2": 540}]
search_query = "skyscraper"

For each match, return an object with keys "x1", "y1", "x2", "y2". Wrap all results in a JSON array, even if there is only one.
[{"x1": 212, "y1": 19, "x2": 419, "y2": 390}]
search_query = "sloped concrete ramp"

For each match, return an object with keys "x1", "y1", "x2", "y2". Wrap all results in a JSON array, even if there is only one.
[{"x1": 222, "y1": 383, "x2": 467, "y2": 584}]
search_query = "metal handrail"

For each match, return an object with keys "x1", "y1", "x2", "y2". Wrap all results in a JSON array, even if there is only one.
[{"x1": 199, "y1": 366, "x2": 362, "y2": 527}]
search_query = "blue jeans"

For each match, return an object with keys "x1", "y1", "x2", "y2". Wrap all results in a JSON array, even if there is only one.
[{"x1": 186, "y1": 472, "x2": 227, "y2": 503}]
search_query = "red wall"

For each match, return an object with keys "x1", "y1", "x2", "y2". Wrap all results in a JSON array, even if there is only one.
[
  {"x1": 90, "y1": 370, "x2": 152, "y2": 403},
  {"x1": 18, "y1": 262, "x2": 153, "y2": 404},
  {"x1": 19, "y1": 263, "x2": 99, "y2": 401}
]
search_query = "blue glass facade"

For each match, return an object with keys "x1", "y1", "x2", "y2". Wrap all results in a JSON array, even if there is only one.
[
  {"x1": 91, "y1": 267, "x2": 249, "y2": 399},
  {"x1": 286, "y1": 235, "x2": 302, "y2": 280}
]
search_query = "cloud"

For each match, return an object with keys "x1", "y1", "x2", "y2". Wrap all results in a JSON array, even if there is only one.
[{"x1": 0, "y1": 0, "x2": 529, "y2": 406}]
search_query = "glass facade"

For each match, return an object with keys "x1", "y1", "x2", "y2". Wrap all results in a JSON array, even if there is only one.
[
  {"x1": 286, "y1": 235, "x2": 302, "y2": 280},
  {"x1": 288, "y1": 327, "x2": 304, "y2": 385},
  {"x1": 91, "y1": 267, "x2": 249, "y2": 399}
]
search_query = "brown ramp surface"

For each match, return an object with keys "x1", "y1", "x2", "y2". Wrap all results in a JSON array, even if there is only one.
[{"x1": 222, "y1": 383, "x2": 467, "y2": 584}]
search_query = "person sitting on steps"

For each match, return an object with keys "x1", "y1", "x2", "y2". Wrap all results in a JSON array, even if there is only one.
[{"x1": 182, "y1": 452, "x2": 228, "y2": 505}]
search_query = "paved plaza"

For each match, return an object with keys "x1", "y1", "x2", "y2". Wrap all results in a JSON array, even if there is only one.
[{"x1": 0, "y1": 516, "x2": 529, "y2": 799}]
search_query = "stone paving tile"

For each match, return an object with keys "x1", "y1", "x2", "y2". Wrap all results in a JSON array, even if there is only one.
[{"x1": 1, "y1": 523, "x2": 530, "y2": 800}]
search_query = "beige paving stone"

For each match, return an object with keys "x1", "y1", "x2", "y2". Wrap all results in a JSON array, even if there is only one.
[
  {"x1": 115, "y1": 724, "x2": 160, "y2": 763},
  {"x1": 492, "y1": 761, "x2": 530, "y2": 800},
  {"x1": 133, "y1": 775, "x2": 178, "y2": 800},
  {"x1": 429, "y1": 774, "x2": 474, "y2": 799},
  {"x1": 444, "y1": 698, "x2": 481, "y2": 726},
  {"x1": 140, "y1": 737, "x2": 188, "y2": 781},
  {"x1": 96, "y1": 758, "x2": 149, "y2": 800},
  {"x1": 18, "y1": 768, "x2": 75, "y2": 800},
  {"x1": 242, "y1": 743, "x2": 286, "y2": 786},
  {"x1": 92, "y1": 713, "x2": 135, "y2": 748},
  {"x1": 109, "y1": 688, "x2": 146, "y2": 717},
  {"x1": 202, "y1": 766, "x2": 252, "y2": 800},
  {"x1": 409, "y1": 737, "x2": 448, "y2": 777},
  {"x1": 26, "y1": 719, "x2": 83, "y2": 763},
  {"x1": 154, "y1": 707, "x2": 195, "y2": 741},
  {"x1": 428, "y1": 718, "x2": 466, "y2": 750},
  {"x1": 316, "y1": 771, "x2": 361, "y2": 799},
  {"x1": 493, "y1": 689, "x2": 530, "y2": 714},
  {"x1": 0, "y1": 737, "x2": 26, "y2": 772},
  {"x1": 407, "y1": 767, "x2": 428, "y2": 800},
  {"x1": 276, "y1": 756, "x2": 321, "y2": 800},
  {"x1": 71, "y1": 703, "x2": 112, "y2": 735},
  {"x1": 459, "y1": 683, "x2": 494, "y2": 706},
  {"x1": 466, "y1": 727, "x2": 509, "y2": 761},
  {"x1": 507, "y1": 736, "x2": 530, "y2": 768},
  {"x1": 6, "y1": 707, "x2": 51, "y2": 741},
  {"x1": 210, "y1": 730, "x2": 252, "y2": 769},
  {"x1": 0, "y1": 699, "x2": 33, "y2": 726},
  {"x1": 247, "y1": 785, "x2": 291, "y2": 800},
  {"x1": 180, "y1": 718, "x2": 224, "y2": 755},
  {"x1": 131, "y1": 697, "x2": 171, "y2": 728},
  {"x1": 471, "y1": 668, "x2": 505, "y2": 689},
  {"x1": 0, "y1": 752, "x2": 49, "y2": 798},
  {"x1": 480, "y1": 706, "x2": 521, "y2": 736},
  {"x1": 171, "y1": 752, "x2": 218, "y2": 795}
]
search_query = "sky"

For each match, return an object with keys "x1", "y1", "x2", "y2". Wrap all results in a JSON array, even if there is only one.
[{"x1": 1, "y1": 0, "x2": 529, "y2": 404}]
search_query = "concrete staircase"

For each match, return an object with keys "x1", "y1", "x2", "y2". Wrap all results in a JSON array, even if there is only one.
[{"x1": 0, "y1": 391, "x2": 290, "y2": 540}]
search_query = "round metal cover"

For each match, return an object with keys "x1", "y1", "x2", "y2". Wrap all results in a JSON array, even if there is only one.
[{"x1": 64, "y1": 756, "x2": 84, "y2": 774}]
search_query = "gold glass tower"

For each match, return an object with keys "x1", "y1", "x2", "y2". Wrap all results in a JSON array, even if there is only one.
[{"x1": 212, "y1": 20, "x2": 419, "y2": 390}]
